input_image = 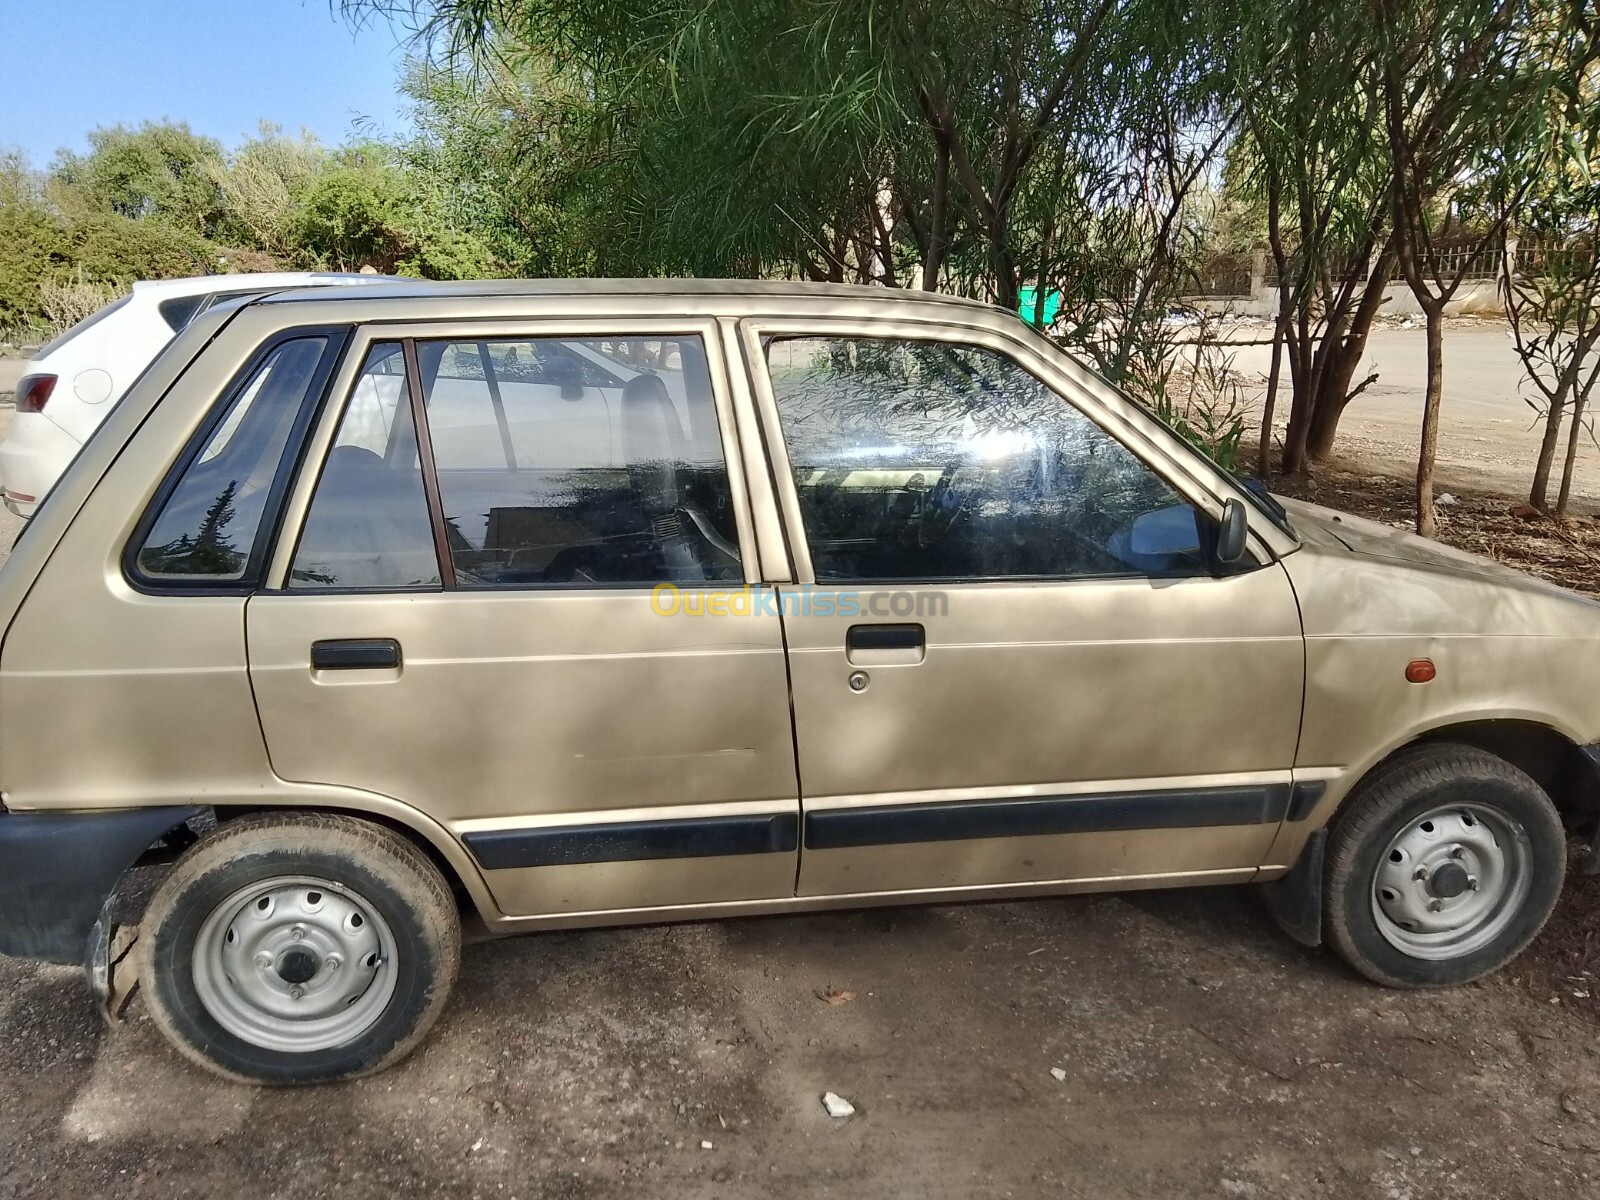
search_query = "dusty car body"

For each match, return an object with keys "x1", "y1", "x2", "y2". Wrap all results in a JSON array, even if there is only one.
[{"x1": 0, "y1": 279, "x2": 1596, "y2": 1083}]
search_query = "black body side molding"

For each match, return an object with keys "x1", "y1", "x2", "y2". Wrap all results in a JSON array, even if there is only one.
[
  {"x1": 464, "y1": 811, "x2": 799, "y2": 870},
  {"x1": 1285, "y1": 780, "x2": 1328, "y2": 822},
  {"x1": 804, "y1": 784, "x2": 1291, "y2": 851}
]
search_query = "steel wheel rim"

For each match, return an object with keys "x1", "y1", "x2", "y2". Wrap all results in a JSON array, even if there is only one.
[
  {"x1": 191, "y1": 875, "x2": 398, "y2": 1053},
  {"x1": 1371, "y1": 803, "x2": 1532, "y2": 961}
]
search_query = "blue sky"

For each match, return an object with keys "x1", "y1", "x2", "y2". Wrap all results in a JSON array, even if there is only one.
[{"x1": 2, "y1": 1, "x2": 417, "y2": 164}]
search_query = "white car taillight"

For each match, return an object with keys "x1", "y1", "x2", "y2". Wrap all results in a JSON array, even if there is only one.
[{"x1": 15, "y1": 374, "x2": 57, "y2": 414}]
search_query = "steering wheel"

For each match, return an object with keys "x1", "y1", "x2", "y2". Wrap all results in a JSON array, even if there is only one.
[{"x1": 916, "y1": 463, "x2": 966, "y2": 550}]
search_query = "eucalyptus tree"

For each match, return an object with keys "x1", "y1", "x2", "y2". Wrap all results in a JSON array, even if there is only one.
[
  {"x1": 367, "y1": 0, "x2": 1230, "y2": 307},
  {"x1": 1504, "y1": 221, "x2": 1600, "y2": 517}
]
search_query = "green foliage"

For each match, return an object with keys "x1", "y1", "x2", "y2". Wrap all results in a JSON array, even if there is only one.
[
  {"x1": 61, "y1": 211, "x2": 219, "y2": 281},
  {"x1": 0, "y1": 109, "x2": 509, "y2": 329},
  {"x1": 291, "y1": 156, "x2": 412, "y2": 271},
  {"x1": 397, "y1": 57, "x2": 595, "y2": 276},
  {"x1": 0, "y1": 192, "x2": 62, "y2": 329},
  {"x1": 212, "y1": 123, "x2": 331, "y2": 254},
  {"x1": 51, "y1": 121, "x2": 229, "y2": 235},
  {"x1": 289, "y1": 145, "x2": 497, "y2": 277}
]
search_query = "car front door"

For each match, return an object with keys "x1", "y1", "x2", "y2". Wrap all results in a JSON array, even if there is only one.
[
  {"x1": 741, "y1": 320, "x2": 1307, "y2": 899},
  {"x1": 246, "y1": 321, "x2": 800, "y2": 921}
]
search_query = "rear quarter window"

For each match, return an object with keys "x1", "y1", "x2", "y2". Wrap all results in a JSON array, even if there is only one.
[
  {"x1": 130, "y1": 335, "x2": 339, "y2": 588},
  {"x1": 35, "y1": 294, "x2": 133, "y2": 357}
]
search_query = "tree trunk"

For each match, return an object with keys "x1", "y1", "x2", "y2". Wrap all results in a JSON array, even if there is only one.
[
  {"x1": 990, "y1": 208, "x2": 1019, "y2": 312},
  {"x1": 1415, "y1": 305, "x2": 1445, "y2": 537},
  {"x1": 1556, "y1": 388, "x2": 1589, "y2": 519},
  {"x1": 1258, "y1": 315, "x2": 1287, "y2": 480},
  {"x1": 922, "y1": 140, "x2": 949, "y2": 292},
  {"x1": 1279, "y1": 248, "x2": 1395, "y2": 472},
  {"x1": 1529, "y1": 391, "x2": 1568, "y2": 512},
  {"x1": 1280, "y1": 356, "x2": 1314, "y2": 475}
]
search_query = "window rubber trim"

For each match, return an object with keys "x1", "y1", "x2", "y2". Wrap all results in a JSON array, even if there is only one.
[
  {"x1": 122, "y1": 326, "x2": 352, "y2": 597},
  {"x1": 402, "y1": 338, "x2": 458, "y2": 587}
]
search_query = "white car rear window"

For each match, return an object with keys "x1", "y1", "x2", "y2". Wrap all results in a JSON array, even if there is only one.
[{"x1": 36, "y1": 293, "x2": 133, "y2": 357}]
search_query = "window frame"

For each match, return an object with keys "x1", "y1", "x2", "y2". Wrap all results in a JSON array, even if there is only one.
[
  {"x1": 738, "y1": 316, "x2": 1281, "y2": 587},
  {"x1": 123, "y1": 326, "x2": 351, "y2": 596},
  {"x1": 263, "y1": 319, "x2": 764, "y2": 594}
]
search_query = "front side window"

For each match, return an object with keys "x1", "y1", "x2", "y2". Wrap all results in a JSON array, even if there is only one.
[
  {"x1": 765, "y1": 336, "x2": 1208, "y2": 582},
  {"x1": 289, "y1": 334, "x2": 742, "y2": 590},
  {"x1": 135, "y1": 336, "x2": 330, "y2": 584}
]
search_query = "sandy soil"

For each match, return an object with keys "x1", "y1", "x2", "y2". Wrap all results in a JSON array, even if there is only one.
[{"x1": 1225, "y1": 319, "x2": 1600, "y2": 513}]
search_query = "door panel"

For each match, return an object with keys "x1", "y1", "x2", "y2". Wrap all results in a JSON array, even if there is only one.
[
  {"x1": 246, "y1": 590, "x2": 799, "y2": 915},
  {"x1": 779, "y1": 573, "x2": 1304, "y2": 894}
]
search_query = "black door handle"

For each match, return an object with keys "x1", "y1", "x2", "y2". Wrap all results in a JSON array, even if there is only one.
[
  {"x1": 846, "y1": 624, "x2": 925, "y2": 652},
  {"x1": 311, "y1": 639, "x2": 402, "y2": 670}
]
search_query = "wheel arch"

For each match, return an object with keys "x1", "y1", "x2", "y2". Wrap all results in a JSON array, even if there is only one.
[
  {"x1": 1261, "y1": 717, "x2": 1598, "y2": 950},
  {"x1": 205, "y1": 795, "x2": 502, "y2": 928},
  {"x1": 1396, "y1": 719, "x2": 1598, "y2": 834}
]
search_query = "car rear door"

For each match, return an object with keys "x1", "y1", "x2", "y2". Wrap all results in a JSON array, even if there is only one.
[
  {"x1": 739, "y1": 316, "x2": 1307, "y2": 899},
  {"x1": 246, "y1": 318, "x2": 800, "y2": 921}
]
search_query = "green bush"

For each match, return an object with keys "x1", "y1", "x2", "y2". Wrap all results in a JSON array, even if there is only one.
[
  {"x1": 63, "y1": 212, "x2": 221, "y2": 282},
  {"x1": 0, "y1": 198, "x2": 64, "y2": 328}
]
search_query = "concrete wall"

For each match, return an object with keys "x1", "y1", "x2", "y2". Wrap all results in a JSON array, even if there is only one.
[{"x1": 1188, "y1": 278, "x2": 1504, "y2": 320}]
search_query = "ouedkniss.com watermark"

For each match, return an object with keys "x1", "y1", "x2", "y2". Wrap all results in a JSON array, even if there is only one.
[{"x1": 650, "y1": 584, "x2": 949, "y2": 618}]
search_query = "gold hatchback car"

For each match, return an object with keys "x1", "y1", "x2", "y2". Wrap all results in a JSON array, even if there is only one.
[{"x1": 1, "y1": 280, "x2": 1597, "y2": 1084}]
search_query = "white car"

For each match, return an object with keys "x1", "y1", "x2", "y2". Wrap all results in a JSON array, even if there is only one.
[{"x1": 0, "y1": 273, "x2": 384, "y2": 516}]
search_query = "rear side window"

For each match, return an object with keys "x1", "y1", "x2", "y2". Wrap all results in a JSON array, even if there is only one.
[
  {"x1": 36, "y1": 294, "x2": 133, "y2": 357},
  {"x1": 289, "y1": 343, "x2": 440, "y2": 590},
  {"x1": 287, "y1": 334, "x2": 743, "y2": 590},
  {"x1": 133, "y1": 336, "x2": 333, "y2": 585}
]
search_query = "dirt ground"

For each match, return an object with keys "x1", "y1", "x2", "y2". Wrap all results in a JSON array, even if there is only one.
[{"x1": 7, "y1": 362, "x2": 1600, "y2": 1199}]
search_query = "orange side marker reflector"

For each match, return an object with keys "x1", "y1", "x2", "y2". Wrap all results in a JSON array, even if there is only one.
[{"x1": 1406, "y1": 659, "x2": 1436, "y2": 684}]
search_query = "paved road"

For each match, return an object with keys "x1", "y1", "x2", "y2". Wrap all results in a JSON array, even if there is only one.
[
  {"x1": 1228, "y1": 323, "x2": 1600, "y2": 507},
  {"x1": 0, "y1": 356, "x2": 26, "y2": 401}
]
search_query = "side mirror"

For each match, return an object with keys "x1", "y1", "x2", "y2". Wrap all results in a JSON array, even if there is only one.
[
  {"x1": 1215, "y1": 497, "x2": 1248, "y2": 565},
  {"x1": 1127, "y1": 504, "x2": 1203, "y2": 559}
]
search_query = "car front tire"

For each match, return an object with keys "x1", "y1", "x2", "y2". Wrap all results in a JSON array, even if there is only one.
[
  {"x1": 139, "y1": 812, "x2": 460, "y2": 1084},
  {"x1": 1324, "y1": 743, "x2": 1566, "y2": 988}
]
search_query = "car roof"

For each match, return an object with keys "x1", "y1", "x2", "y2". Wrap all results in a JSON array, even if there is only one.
[
  {"x1": 131, "y1": 272, "x2": 380, "y2": 298},
  {"x1": 254, "y1": 276, "x2": 1008, "y2": 315}
]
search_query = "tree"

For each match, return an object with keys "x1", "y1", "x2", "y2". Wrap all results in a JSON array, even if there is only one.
[
  {"x1": 290, "y1": 142, "x2": 495, "y2": 276},
  {"x1": 1228, "y1": 0, "x2": 1396, "y2": 478},
  {"x1": 1505, "y1": 229, "x2": 1600, "y2": 517},
  {"x1": 1495, "y1": 6, "x2": 1600, "y2": 517},
  {"x1": 213, "y1": 123, "x2": 330, "y2": 256},
  {"x1": 1376, "y1": 0, "x2": 1568, "y2": 534},
  {"x1": 0, "y1": 154, "x2": 64, "y2": 328},
  {"x1": 51, "y1": 121, "x2": 229, "y2": 237}
]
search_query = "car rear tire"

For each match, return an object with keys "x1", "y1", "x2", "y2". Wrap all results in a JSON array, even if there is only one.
[
  {"x1": 1324, "y1": 743, "x2": 1565, "y2": 988},
  {"x1": 139, "y1": 812, "x2": 460, "y2": 1084}
]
